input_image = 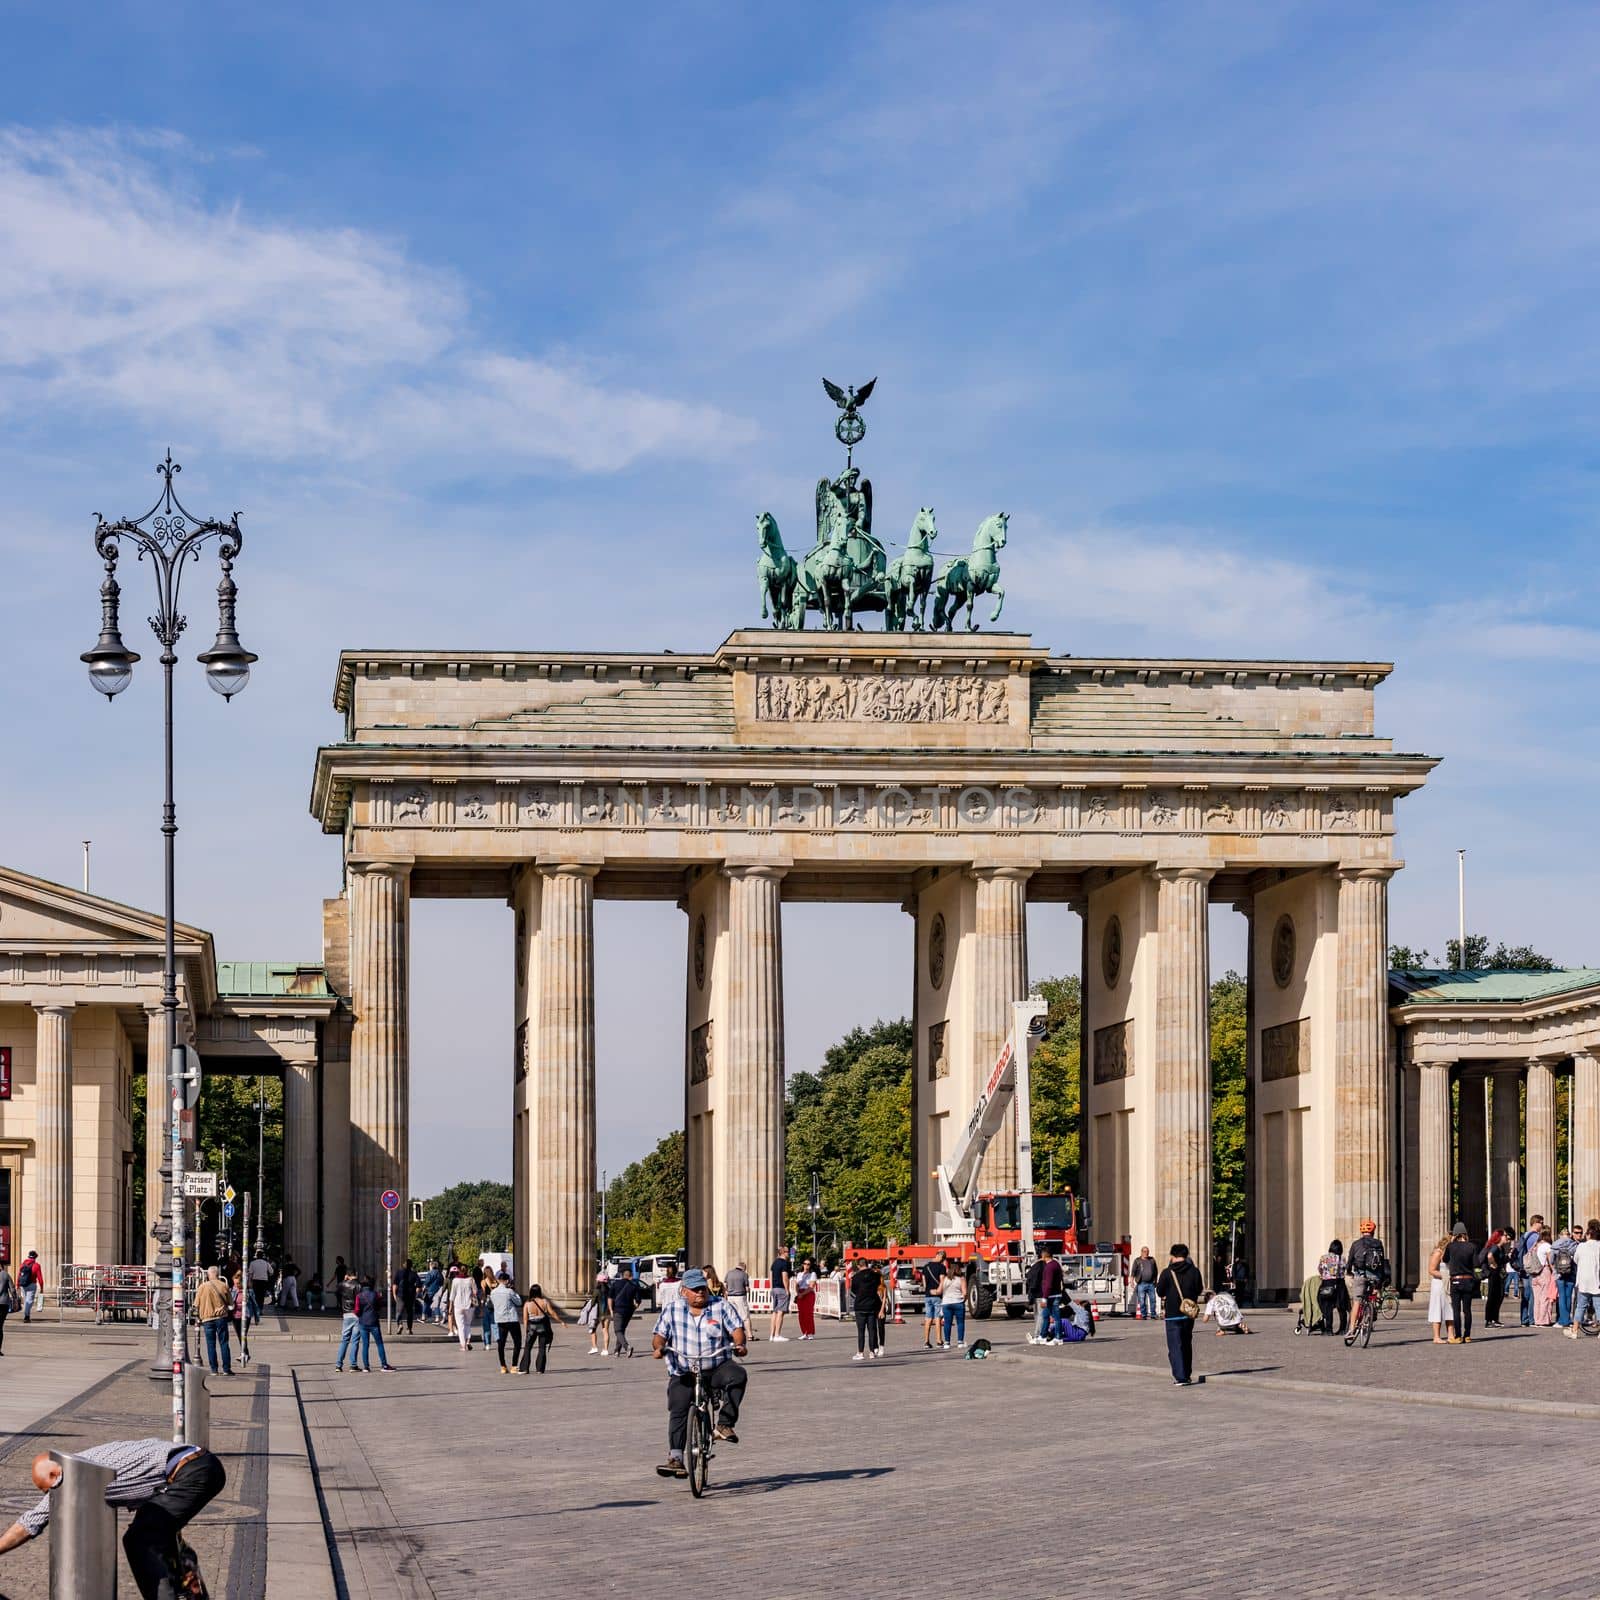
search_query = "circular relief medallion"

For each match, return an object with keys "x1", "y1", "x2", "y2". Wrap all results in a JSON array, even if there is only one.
[
  {"x1": 694, "y1": 914, "x2": 707, "y2": 991},
  {"x1": 928, "y1": 912, "x2": 947, "y2": 990},
  {"x1": 1272, "y1": 913, "x2": 1296, "y2": 989},
  {"x1": 1101, "y1": 915, "x2": 1123, "y2": 989}
]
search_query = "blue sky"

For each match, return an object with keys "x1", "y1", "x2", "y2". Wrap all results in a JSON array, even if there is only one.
[{"x1": 3, "y1": 4, "x2": 1598, "y2": 1192}]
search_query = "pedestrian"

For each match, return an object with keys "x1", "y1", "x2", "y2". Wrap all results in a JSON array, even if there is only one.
[
  {"x1": 518, "y1": 1282, "x2": 567, "y2": 1374},
  {"x1": 0, "y1": 1438, "x2": 227, "y2": 1596},
  {"x1": 849, "y1": 1258, "x2": 884, "y2": 1360},
  {"x1": 193, "y1": 1266, "x2": 234, "y2": 1377},
  {"x1": 1519, "y1": 1215, "x2": 1546, "y2": 1326},
  {"x1": 585, "y1": 1270, "x2": 612, "y2": 1355},
  {"x1": 1564, "y1": 1219, "x2": 1600, "y2": 1339},
  {"x1": 939, "y1": 1258, "x2": 967, "y2": 1351},
  {"x1": 305, "y1": 1271, "x2": 324, "y2": 1313},
  {"x1": 919, "y1": 1255, "x2": 945, "y2": 1349},
  {"x1": 1129, "y1": 1246, "x2": 1159, "y2": 1319},
  {"x1": 769, "y1": 1246, "x2": 793, "y2": 1342},
  {"x1": 478, "y1": 1263, "x2": 499, "y2": 1351},
  {"x1": 703, "y1": 1264, "x2": 725, "y2": 1298},
  {"x1": 334, "y1": 1266, "x2": 361, "y2": 1372},
  {"x1": 1443, "y1": 1221, "x2": 1479, "y2": 1343},
  {"x1": 1425, "y1": 1235, "x2": 1452, "y2": 1343},
  {"x1": 0, "y1": 1259, "x2": 14, "y2": 1354},
  {"x1": 724, "y1": 1260, "x2": 752, "y2": 1334},
  {"x1": 393, "y1": 1258, "x2": 421, "y2": 1335},
  {"x1": 355, "y1": 1274, "x2": 394, "y2": 1371},
  {"x1": 1201, "y1": 1289, "x2": 1252, "y2": 1335},
  {"x1": 1029, "y1": 1245, "x2": 1063, "y2": 1345},
  {"x1": 1482, "y1": 1230, "x2": 1510, "y2": 1326},
  {"x1": 17, "y1": 1252, "x2": 41, "y2": 1322},
  {"x1": 610, "y1": 1264, "x2": 641, "y2": 1358},
  {"x1": 245, "y1": 1250, "x2": 273, "y2": 1326},
  {"x1": 794, "y1": 1256, "x2": 818, "y2": 1340},
  {"x1": 420, "y1": 1259, "x2": 443, "y2": 1324},
  {"x1": 1553, "y1": 1226, "x2": 1579, "y2": 1327},
  {"x1": 1316, "y1": 1239, "x2": 1346, "y2": 1336},
  {"x1": 487, "y1": 1270, "x2": 523, "y2": 1372},
  {"x1": 1533, "y1": 1228, "x2": 1560, "y2": 1326},
  {"x1": 447, "y1": 1265, "x2": 477, "y2": 1352},
  {"x1": 279, "y1": 1260, "x2": 300, "y2": 1311},
  {"x1": 1155, "y1": 1243, "x2": 1205, "y2": 1387}
]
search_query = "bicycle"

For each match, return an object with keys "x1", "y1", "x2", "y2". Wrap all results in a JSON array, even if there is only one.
[
  {"x1": 1344, "y1": 1276, "x2": 1382, "y2": 1348},
  {"x1": 682, "y1": 1358, "x2": 717, "y2": 1497},
  {"x1": 1378, "y1": 1285, "x2": 1400, "y2": 1321}
]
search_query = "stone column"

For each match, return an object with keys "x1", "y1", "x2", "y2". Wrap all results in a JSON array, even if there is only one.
[
  {"x1": 1490, "y1": 1069, "x2": 1522, "y2": 1232},
  {"x1": 1571, "y1": 1051, "x2": 1600, "y2": 1227},
  {"x1": 1334, "y1": 868, "x2": 1394, "y2": 1246},
  {"x1": 723, "y1": 865, "x2": 786, "y2": 1273},
  {"x1": 143, "y1": 1005, "x2": 169, "y2": 1266},
  {"x1": 33, "y1": 1005, "x2": 73, "y2": 1277},
  {"x1": 282, "y1": 1061, "x2": 318, "y2": 1274},
  {"x1": 536, "y1": 864, "x2": 597, "y2": 1302},
  {"x1": 1153, "y1": 867, "x2": 1213, "y2": 1256},
  {"x1": 1456, "y1": 1074, "x2": 1488, "y2": 1240},
  {"x1": 971, "y1": 866, "x2": 1031, "y2": 1192},
  {"x1": 1416, "y1": 1060, "x2": 1452, "y2": 1251},
  {"x1": 1525, "y1": 1056, "x2": 1558, "y2": 1226},
  {"x1": 348, "y1": 861, "x2": 410, "y2": 1276}
]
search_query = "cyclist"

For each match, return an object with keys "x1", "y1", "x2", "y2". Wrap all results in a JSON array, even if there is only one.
[
  {"x1": 1345, "y1": 1218, "x2": 1389, "y2": 1332},
  {"x1": 651, "y1": 1266, "x2": 748, "y2": 1479}
]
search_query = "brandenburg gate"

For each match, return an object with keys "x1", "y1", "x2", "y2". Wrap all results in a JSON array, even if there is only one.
[{"x1": 309, "y1": 630, "x2": 1436, "y2": 1299}]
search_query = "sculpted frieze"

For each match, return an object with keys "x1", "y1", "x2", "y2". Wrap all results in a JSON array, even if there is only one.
[{"x1": 755, "y1": 671, "x2": 1007, "y2": 724}]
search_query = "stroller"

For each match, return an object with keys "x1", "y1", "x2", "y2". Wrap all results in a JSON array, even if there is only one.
[{"x1": 1292, "y1": 1272, "x2": 1344, "y2": 1335}]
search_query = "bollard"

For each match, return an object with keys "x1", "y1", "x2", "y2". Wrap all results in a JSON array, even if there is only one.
[
  {"x1": 183, "y1": 1365, "x2": 210, "y2": 1451},
  {"x1": 47, "y1": 1450, "x2": 118, "y2": 1599}
]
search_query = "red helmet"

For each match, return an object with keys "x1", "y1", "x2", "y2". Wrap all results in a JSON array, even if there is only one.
[{"x1": 1359, "y1": 1218, "x2": 1377, "y2": 1235}]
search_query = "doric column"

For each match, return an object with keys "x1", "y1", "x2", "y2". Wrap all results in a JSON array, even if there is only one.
[
  {"x1": 1571, "y1": 1052, "x2": 1600, "y2": 1228},
  {"x1": 536, "y1": 863, "x2": 597, "y2": 1302},
  {"x1": 1416, "y1": 1060, "x2": 1452, "y2": 1250},
  {"x1": 1334, "y1": 867, "x2": 1394, "y2": 1246},
  {"x1": 1456, "y1": 1073, "x2": 1488, "y2": 1240},
  {"x1": 1490, "y1": 1069, "x2": 1522, "y2": 1232},
  {"x1": 348, "y1": 861, "x2": 410, "y2": 1275},
  {"x1": 282, "y1": 1061, "x2": 318, "y2": 1274},
  {"x1": 971, "y1": 865, "x2": 1031, "y2": 1192},
  {"x1": 723, "y1": 865, "x2": 786, "y2": 1272},
  {"x1": 33, "y1": 1005, "x2": 73, "y2": 1277},
  {"x1": 1153, "y1": 867, "x2": 1213, "y2": 1255},
  {"x1": 144, "y1": 1005, "x2": 169, "y2": 1267},
  {"x1": 1525, "y1": 1056, "x2": 1557, "y2": 1225}
]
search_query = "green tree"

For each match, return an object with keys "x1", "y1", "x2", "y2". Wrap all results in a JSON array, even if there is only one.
[
  {"x1": 409, "y1": 1180, "x2": 514, "y2": 1268},
  {"x1": 195, "y1": 1073, "x2": 284, "y2": 1266},
  {"x1": 1390, "y1": 936, "x2": 1559, "y2": 971},
  {"x1": 1210, "y1": 972, "x2": 1248, "y2": 1250},
  {"x1": 1030, "y1": 975, "x2": 1081, "y2": 1191},
  {"x1": 601, "y1": 1130, "x2": 684, "y2": 1257}
]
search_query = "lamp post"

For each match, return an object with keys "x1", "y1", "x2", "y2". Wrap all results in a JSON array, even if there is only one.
[{"x1": 82, "y1": 450, "x2": 255, "y2": 1443}]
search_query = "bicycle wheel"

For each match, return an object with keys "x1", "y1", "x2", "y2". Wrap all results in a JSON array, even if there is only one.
[
  {"x1": 1379, "y1": 1290, "x2": 1399, "y2": 1321},
  {"x1": 1343, "y1": 1301, "x2": 1366, "y2": 1349},
  {"x1": 686, "y1": 1407, "x2": 710, "y2": 1498},
  {"x1": 1580, "y1": 1312, "x2": 1600, "y2": 1338}
]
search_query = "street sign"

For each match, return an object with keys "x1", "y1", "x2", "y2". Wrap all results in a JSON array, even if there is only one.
[
  {"x1": 224, "y1": 1186, "x2": 236, "y2": 1204},
  {"x1": 179, "y1": 1044, "x2": 203, "y2": 1112},
  {"x1": 380, "y1": 1189, "x2": 401, "y2": 1212},
  {"x1": 180, "y1": 1172, "x2": 219, "y2": 1199},
  {"x1": 222, "y1": 1202, "x2": 235, "y2": 1220}
]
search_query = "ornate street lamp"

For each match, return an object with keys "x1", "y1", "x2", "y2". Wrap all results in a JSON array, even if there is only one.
[{"x1": 82, "y1": 450, "x2": 256, "y2": 1442}]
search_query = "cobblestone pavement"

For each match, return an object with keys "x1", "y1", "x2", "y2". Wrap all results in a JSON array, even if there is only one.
[
  {"x1": 288, "y1": 1305, "x2": 1600, "y2": 1599},
  {"x1": 0, "y1": 1323, "x2": 270, "y2": 1600}
]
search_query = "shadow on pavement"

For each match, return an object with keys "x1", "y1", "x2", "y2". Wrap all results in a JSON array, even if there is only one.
[{"x1": 715, "y1": 1466, "x2": 894, "y2": 1496}]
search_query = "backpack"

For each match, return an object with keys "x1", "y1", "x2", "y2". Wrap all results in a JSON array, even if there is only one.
[
  {"x1": 1554, "y1": 1247, "x2": 1577, "y2": 1279},
  {"x1": 17, "y1": 1261, "x2": 35, "y2": 1288},
  {"x1": 1522, "y1": 1246, "x2": 1545, "y2": 1279},
  {"x1": 1024, "y1": 1259, "x2": 1044, "y2": 1299}
]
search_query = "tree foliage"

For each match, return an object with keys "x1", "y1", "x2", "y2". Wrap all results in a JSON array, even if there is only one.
[
  {"x1": 1030, "y1": 975, "x2": 1081, "y2": 1190},
  {"x1": 408, "y1": 1180, "x2": 514, "y2": 1268},
  {"x1": 195, "y1": 1073, "x2": 284, "y2": 1266},
  {"x1": 1210, "y1": 972, "x2": 1248, "y2": 1248},
  {"x1": 600, "y1": 1130, "x2": 684, "y2": 1257},
  {"x1": 1390, "y1": 935, "x2": 1558, "y2": 971}
]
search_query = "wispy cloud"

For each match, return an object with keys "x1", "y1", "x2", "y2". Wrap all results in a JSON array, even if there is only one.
[{"x1": 0, "y1": 127, "x2": 753, "y2": 473}]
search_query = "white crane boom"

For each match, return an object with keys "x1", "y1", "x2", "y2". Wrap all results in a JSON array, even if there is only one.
[{"x1": 932, "y1": 996, "x2": 1048, "y2": 1242}]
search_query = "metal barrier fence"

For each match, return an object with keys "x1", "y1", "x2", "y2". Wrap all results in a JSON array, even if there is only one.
[
  {"x1": 815, "y1": 1277, "x2": 844, "y2": 1319},
  {"x1": 57, "y1": 1264, "x2": 160, "y2": 1323}
]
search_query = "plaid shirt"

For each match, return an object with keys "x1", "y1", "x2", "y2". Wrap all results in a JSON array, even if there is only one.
[
  {"x1": 20, "y1": 1439, "x2": 202, "y2": 1536},
  {"x1": 651, "y1": 1296, "x2": 745, "y2": 1376}
]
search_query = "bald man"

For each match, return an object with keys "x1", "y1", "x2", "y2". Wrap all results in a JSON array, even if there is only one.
[{"x1": 0, "y1": 1438, "x2": 225, "y2": 1597}]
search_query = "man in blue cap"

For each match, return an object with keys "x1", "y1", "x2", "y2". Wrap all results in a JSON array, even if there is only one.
[{"x1": 650, "y1": 1266, "x2": 748, "y2": 1478}]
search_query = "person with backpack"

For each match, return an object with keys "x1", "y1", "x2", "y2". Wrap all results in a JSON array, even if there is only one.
[
  {"x1": 0, "y1": 1260, "x2": 16, "y2": 1354},
  {"x1": 849, "y1": 1260, "x2": 885, "y2": 1360},
  {"x1": 489, "y1": 1270, "x2": 523, "y2": 1372},
  {"x1": 609, "y1": 1264, "x2": 641, "y2": 1358},
  {"x1": 1155, "y1": 1243, "x2": 1205, "y2": 1386},
  {"x1": 1519, "y1": 1215, "x2": 1546, "y2": 1326},
  {"x1": 1532, "y1": 1227, "x2": 1559, "y2": 1326},
  {"x1": 1564, "y1": 1219, "x2": 1600, "y2": 1339},
  {"x1": 1315, "y1": 1240, "x2": 1346, "y2": 1336},
  {"x1": 1553, "y1": 1227, "x2": 1579, "y2": 1327},
  {"x1": 392, "y1": 1258, "x2": 422, "y2": 1335},
  {"x1": 355, "y1": 1275, "x2": 395, "y2": 1372},
  {"x1": 16, "y1": 1253, "x2": 41, "y2": 1322}
]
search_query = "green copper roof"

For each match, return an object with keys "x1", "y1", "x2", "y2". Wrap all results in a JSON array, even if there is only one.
[
  {"x1": 1389, "y1": 968, "x2": 1600, "y2": 1005},
  {"x1": 216, "y1": 961, "x2": 337, "y2": 999}
]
